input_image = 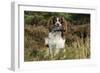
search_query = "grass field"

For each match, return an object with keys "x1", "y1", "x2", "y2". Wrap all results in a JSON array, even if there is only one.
[{"x1": 24, "y1": 25, "x2": 90, "y2": 61}]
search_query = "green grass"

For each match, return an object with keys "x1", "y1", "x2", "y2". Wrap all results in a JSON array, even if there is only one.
[{"x1": 24, "y1": 25, "x2": 90, "y2": 61}]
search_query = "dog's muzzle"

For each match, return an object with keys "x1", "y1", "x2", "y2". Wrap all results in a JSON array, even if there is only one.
[{"x1": 52, "y1": 26, "x2": 65, "y2": 32}]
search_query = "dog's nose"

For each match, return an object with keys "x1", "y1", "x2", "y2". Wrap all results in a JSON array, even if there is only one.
[{"x1": 56, "y1": 23, "x2": 59, "y2": 27}]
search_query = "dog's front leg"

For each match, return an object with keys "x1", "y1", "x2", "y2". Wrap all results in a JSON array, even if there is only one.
[{"x1": 49, "y1": 48, "x2": 55, "y2": 59}]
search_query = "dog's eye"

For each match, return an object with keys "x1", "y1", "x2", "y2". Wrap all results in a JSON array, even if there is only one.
[
  {"x1": 61, "y1": 19, "x2": 64, "y2": 24},
  {"x1": 60, "y1": 18, "x2": 63, "y2": 23},
  {"x1": 53, "y1": 19, "x2": 56, "y2": 23},
  {"x1": 61, "y1": 21, "x2": 64, "y2": 24}
]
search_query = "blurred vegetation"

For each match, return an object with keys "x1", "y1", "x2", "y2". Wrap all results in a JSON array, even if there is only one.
[{"x1": 24, "y1": 11, "x2": 90, "y2": 61}]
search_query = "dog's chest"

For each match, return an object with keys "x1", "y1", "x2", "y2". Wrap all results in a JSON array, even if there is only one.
[{"x1": 48, "y1": 32, "x2": 65, "y2": 49}]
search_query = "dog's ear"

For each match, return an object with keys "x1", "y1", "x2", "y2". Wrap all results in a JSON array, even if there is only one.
[
  {"x1": 61, "y1": 17, "x2": 68, "y2": 33},
  {"x1": 47, "y1": 16, "x2": 54, "y2": 32}
]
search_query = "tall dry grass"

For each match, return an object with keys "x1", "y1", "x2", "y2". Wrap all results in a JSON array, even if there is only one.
[{"x1": 24, "y1": 25, "x2": 90, "y2": 61}]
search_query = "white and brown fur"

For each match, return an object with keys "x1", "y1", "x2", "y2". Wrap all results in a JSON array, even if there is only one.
[{"x1": 45, "y1": 16, "x2": 67, "y2": 57}]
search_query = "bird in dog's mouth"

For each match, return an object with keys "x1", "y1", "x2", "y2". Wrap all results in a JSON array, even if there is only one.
[{"x1": 51, "y1": 26, "x2": 65, "y2": 32}]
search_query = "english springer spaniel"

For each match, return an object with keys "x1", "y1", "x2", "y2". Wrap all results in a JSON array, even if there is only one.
[{"x1": 45, "y1": 16, "x2": 67, "y2": 57}]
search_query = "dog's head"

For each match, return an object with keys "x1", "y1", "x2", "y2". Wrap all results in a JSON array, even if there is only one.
[{"x1": 47, "y1": 16, "x2": 67, "y2": 32}]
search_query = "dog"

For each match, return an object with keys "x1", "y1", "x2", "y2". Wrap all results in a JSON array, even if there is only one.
[{"x1": 45, "y1": 16, "x2": 67, "y2": 57}]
